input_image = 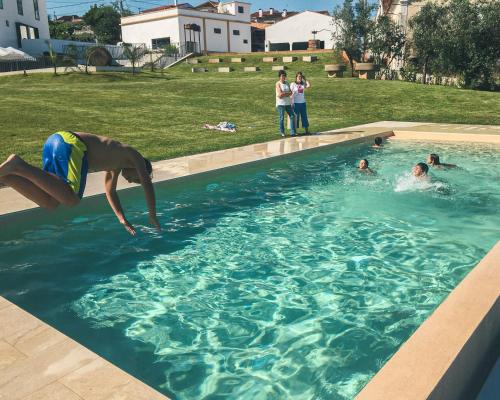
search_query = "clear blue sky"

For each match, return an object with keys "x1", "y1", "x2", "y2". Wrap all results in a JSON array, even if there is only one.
[{"x1": 46, "y1": 0, "x2": 339, "y2": 19}]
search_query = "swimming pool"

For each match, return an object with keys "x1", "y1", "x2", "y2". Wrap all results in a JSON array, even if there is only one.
[{"x1": 0, "y1": 139, "x2": 499, "y2": 399}]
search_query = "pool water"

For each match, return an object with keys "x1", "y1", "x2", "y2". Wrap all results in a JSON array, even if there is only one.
[{"x1": 0, "y1": 140, "x2": 499, "y2": 399}]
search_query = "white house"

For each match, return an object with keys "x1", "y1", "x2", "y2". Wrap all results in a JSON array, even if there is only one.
[
  {"x1": 265, "y1": 10, "x2": 335, "y2": 52},
  {"x1": 0, "y1": 0, "x2": 49, "y2": 49},
  {"x1": 121, "y1": 1, "x2": 252, "y2": 54}
]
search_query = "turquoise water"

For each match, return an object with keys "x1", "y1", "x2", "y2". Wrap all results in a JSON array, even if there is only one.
[{"x1": 0, "y1": 140, "x2": 499, "y2": 399}]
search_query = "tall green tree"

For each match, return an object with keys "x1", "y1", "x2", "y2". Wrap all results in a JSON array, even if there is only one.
[
  {"x1": 83, "y1": 5, "x2": 121, "y2": 44},
  {"x1": 370, "y1": 15, "x2": 406, "y2": 77},
  {"x1": 439, "y1": 0, "x2": 500, "y2": 89},
  {"x1": 409, "y1": 2, "x2": 446, "y2": 84},
  {"x1": 332, "y1": 0, "x2": 377, "y2": 76},
  {"x1": 332, "y1": 0, "x2": 360, "y2": 76}
]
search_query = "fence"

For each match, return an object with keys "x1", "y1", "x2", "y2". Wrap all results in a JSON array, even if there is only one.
[
  {"x1": 0, "y1": 41, "x2": 192, "y2": 73},
  {"x1": 0, "y1": 57, "x2": 52, "y2": 73}
]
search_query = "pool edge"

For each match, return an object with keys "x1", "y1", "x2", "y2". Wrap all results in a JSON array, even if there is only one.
[{"x1": 356, "y1": 241, "x2": 500, "y2": 400}]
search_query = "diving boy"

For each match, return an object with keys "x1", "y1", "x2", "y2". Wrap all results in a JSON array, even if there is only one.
[{"x1": 0, "y1": 131, "x2": 160, "y2": 235}]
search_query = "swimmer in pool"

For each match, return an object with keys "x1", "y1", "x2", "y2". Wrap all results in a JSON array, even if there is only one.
[
  {"x1": 358, "y1": 159, "x2": 375, "y2": 174},
  {"x1": 0, "y1": 131, "x2": 160, "y2": 235},
  {"x1": 372, "y1": 137, "x2": 383, "y2": 148},
  {"x1": 427, "y1": 153, "x2": 457, "y2": 169},
  {"x1": 412, "y1": 162, "x2": 429, "y2": 179}
]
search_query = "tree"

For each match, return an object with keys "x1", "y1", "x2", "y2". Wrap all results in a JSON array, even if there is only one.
[
  {"x1": 83, "y1": 5, "x2": 121, "y2": 44},
  {"x1": 355, "y1": 0, "x2": 376, "y2": 60},
  {"x1": 123, "y1": 44, "x2": 147, "y2": 74},
  {"x1": 370, "y1": 15, "x2": 406, "y2": 77},
  {"x1": 332, "y1": 0, "x2": 360, "y2": 76},
  {"x1": 332, "y1": 0, "x2": 377, "y2": 76},
  {"x1": 409, "y1": 2, "x2": 446, "y2": 84},
  {"x1": 45, "y1": 40, "x2": 59, "y2": 76},
  {"x1": 439, "y1": 0, "x2": 500, "y2": 89}
]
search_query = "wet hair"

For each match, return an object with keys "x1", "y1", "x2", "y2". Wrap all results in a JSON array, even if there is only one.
[
  {"x1": 278, "y1": 70, "x2": 287, "y2": 78},
  {"x1": 429, "y1": 153, "x2": 440, "y2": 165},
  {"x1": 374, "y1": 137, "x2": 383, "y2": 145},
  {"x1": 361, "y1": 159, "x2": 369, "y2": 167},
  {"x1": 295, "y1": 71, "x2": 306, "y2": 84},
  {"x1": 144, "y1": 158, "x2": 153, "y2": 176},
  {"x1": 417, "y1": 162, "x2": 429, "y2": 174}
]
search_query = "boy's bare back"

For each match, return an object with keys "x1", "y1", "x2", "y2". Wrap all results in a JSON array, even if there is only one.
[{"x1": 75, "y1": 132, "x2": 139, "y2": 172}]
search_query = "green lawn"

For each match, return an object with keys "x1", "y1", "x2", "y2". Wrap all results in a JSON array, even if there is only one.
[{"x1": 1, "y1": 52, "x2": 499, "y2": 165}]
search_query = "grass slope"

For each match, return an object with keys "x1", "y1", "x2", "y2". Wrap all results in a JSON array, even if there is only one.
[{"x1": 1, "y1": 52, "x2": 499, "y2": 165}]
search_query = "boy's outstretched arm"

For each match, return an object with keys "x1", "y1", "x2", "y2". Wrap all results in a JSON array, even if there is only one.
[
  {"x1": 105, "y1": 170, "x2": 136, "y2": 235},
  {"x1": 130, "y1": 151, "x2": 161, "y2": 231}
]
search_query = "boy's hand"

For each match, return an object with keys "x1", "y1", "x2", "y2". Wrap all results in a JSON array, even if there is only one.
[
  {"x1": 121, "y1": 219, "x2": 136, "y2": 235},
  {"x1": 149, "y1": 215, "x2": 161, "y2": 231}
]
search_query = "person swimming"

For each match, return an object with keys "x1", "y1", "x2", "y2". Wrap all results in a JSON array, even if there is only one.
[
  {"x1": 427, "y1": 153, "x2": 457, "y2": 168},
  {"x1": 358, "y1": 159, "x2": 375, "y2": 174},
  {"x1": 372, "y1": 137, "x2": 383, "y2": 148},
  {"x1": 412, "y1": 162, "x2": 429, "y2": 179}
]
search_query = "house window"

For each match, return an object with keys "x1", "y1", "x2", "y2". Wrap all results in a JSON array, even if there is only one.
[
  {"x1": 16, "y1": 22, "x2": 38, "y2": 47},
  {"x1": 0, "y1": 0, "x2": 3, "y2": 10},
  {"x1": 214, "y1": 28, "x2": 221, "y2": 34},
  {"x1": 17, "y1": 0, "x2": 23, "y2": 15},
  {"x1": 33, "y1": 0, "x2": 40, "y2": 20},
  {"x1": 238, "y1": 6, "x2": 244, "y2": 13},
  {"x1": 233, "y1": 30, "x2": 240, "y2": 36},
  {"x1": 243, "y1": 39, "x2": 248, "y2": 44},
  {"x1": 151, "y1": 37, "x2": 171, "y2": 49}
]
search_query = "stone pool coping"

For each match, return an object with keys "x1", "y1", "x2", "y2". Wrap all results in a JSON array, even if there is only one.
[{"x1": 0, "y1": 121, "x2": 499, "y2": 399}]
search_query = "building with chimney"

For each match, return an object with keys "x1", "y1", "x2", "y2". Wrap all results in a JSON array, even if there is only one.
[
  {"x1": 264, "y1": 10, "x2": 334, "y2": 52},
  {"x1": 121, "y1": 1, "x2": 251, "y2": 53}
]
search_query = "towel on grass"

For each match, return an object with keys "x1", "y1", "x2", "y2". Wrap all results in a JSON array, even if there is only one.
[{"x1": 203, "y1": 121, "x2": 237, "y2": 132}]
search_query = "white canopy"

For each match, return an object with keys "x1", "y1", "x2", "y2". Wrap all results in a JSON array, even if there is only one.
[{"x1": 0, "y1": 47, "x2": 36, "y2": 61}]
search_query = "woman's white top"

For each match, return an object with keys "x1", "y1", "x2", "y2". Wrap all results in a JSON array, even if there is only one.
[
  {"x1": 276, "y1": 81, "x2": 292, "y2": 106},
  {"x1": 290, "y1": 81, "x2": 308, "y2": 104}
]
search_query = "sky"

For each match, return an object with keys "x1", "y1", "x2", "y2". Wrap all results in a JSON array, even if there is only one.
[{"x1": 45, "y1": 0, "x2": 339, "y2": 19}]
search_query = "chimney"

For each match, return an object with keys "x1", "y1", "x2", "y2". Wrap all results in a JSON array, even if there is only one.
[
  {"x1": 282, "y1": 9, "x2": 287, "y2": 17},
  {"x1": 258, "y1": 8, "x2": 263, "y2": 18},
  {"x1": 269, "y1": 7, "x2": 274, "y2": 15}
]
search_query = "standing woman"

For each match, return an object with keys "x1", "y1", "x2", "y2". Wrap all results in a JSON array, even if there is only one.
[
  {"x1": 275, "y1": 70, "x2": 296, "y2": 137},
  {"x1": 290, "y1": 72, "x2": 311, "y2": 134}
]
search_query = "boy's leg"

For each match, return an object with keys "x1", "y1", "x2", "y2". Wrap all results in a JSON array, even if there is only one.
[
  {"x1": 0, "y1": 154, "x2": 79, "y2": 207},
  {"x1": 0, "y1": 175, "x2": 59, "y2": 209}
]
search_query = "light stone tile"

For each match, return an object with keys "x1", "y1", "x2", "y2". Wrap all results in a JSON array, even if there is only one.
[
  {"x1": 12, "y1": 325, "x2": 67, "y2": 357},
  {"x1": 0, "y1": 297, "x2": 11, "y2": 310},
  {"x1": 21, "y1": 382, "x2": 83, "y2": 400},
  {"x1": 60, "y1": 358, "x2": 134, "y2": 400},
  {"x1": 103, "y1": 381, "x2": 168, "y2": 400},
  {"x1": 0, "y1": 338, "x2": 97, "y2": 400},
  {"x1": 0, "y1": 305, "x2": 43, "y2": 343},
  {"x1": 0, "y1": 340, "x2": 26, "y2": 370}
]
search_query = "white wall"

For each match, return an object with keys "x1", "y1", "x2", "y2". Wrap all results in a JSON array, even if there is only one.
[
  {"x1": 228, "y1": 22, "x2": 251, "y2": 53},
  {"x1": 121, "y1": 4, "x2": 251, "y2": 53},
  {"x1": 0, "y1": 0, "x2": 49, "y2": 49},
  {"x1": 265, "y1": 11, "x2": 335, "y2": 51},
  {"x1": 121, "y1": 17, "x2": 179, "y2": 48},
  {"x1": 204, "y1": 18, "x2": 228, "y2": 52}
]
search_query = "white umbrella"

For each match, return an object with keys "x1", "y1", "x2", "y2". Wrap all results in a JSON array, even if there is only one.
[{"x1": 0, "y1": 47, "x2": 35, "y2": 61}]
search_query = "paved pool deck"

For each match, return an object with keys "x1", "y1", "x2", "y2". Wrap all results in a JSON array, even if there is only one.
[{"x1": 0, "y1": 121, "x2": 499, "y2": 399}]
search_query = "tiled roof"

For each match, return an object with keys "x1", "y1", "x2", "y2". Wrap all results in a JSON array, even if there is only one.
[{"x1": 140, "y1": 3, "x2": 192, "y2": 14}]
